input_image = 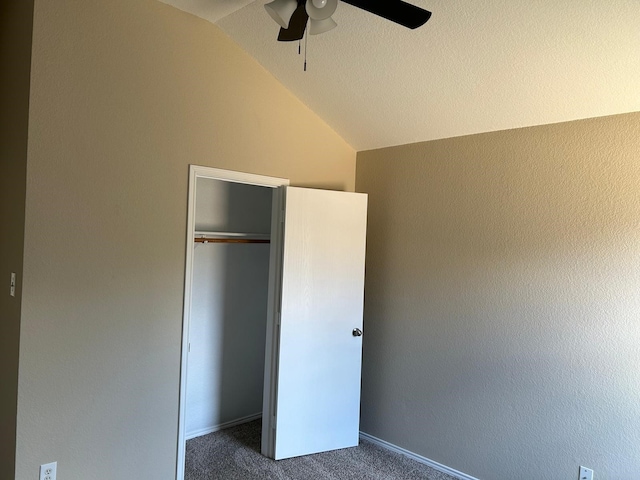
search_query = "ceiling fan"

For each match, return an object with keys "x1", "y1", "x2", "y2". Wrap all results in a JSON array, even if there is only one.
[{"x1": 264, "y1": 0, "x2": 432, "y2": 42}]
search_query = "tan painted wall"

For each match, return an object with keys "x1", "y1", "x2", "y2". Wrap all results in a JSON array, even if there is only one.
[
  {"x1": 356, "y1": 112, "x2": 640, "y2": 480},
  {"x1": 15, "y1": 0, "x2": 354, "y2": 478},
  {"x1": 0, "y1": 1, "x2": 33, "y2": 478}
]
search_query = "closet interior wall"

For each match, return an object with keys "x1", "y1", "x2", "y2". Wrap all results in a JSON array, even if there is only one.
[{"x1": 185, "y1": 178, "x2": 273, "y2": 439}]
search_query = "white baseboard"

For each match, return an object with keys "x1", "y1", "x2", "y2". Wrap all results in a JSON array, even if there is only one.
[
  {"x1": 359, "y1": 432, "x2": 479, "y2": 480},
  {"x1": 186, "y1": 412, "x2": 262, "y2": 440}
]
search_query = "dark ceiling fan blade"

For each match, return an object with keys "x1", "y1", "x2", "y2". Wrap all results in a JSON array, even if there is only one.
[
  {"x1": 277, "y1": 3, "x2": 309, "y2": 41},
  {"x1": 341, "y1": 0, "x2": 431, "y2": 29}
]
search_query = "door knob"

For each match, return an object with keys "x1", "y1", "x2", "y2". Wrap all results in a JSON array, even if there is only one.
[{"x1": 352, "y1": 328, "x2": 363, "y2": 337}]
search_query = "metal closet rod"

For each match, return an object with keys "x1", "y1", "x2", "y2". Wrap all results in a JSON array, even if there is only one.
[
  {"x1": 194, "y1": 237, "x2": 270, "y2": 244},
  {"x1": 194, "y1": 231, "x2": 271, "y2": 244}
]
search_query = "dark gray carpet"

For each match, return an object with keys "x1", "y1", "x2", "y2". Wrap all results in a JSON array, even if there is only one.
[{"x1": 185, "y1": 420, "x2": 457, "y2": 480}]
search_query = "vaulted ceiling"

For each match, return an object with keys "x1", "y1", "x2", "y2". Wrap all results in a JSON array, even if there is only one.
[{"x1": 160, "y1": 0, "x2": 640, "y2": 150}]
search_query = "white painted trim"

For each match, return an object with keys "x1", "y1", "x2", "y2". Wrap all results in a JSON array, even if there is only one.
[
  {"x1": 359, "y1": 432, "x2": 480, "y2": 480},
  {"x1": 189, "y1": 165, "x2": 289, "y2": 188},
  {"x1": 185, "y1": 413, "x2": 262, "y2": 440},
  {"x1": 260, "y1": 187, "x2": 286, "y2": 458},
  {"x1": 176, "y1": 165, "x2": 290, "y2": 480}
]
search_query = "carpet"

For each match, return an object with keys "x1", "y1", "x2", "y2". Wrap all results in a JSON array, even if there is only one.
[{"x1": 185, "y1": 420, "x2": 457, "y2": 480}]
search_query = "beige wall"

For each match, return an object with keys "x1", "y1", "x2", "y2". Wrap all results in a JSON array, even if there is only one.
[
  {"x1": 356, "y1": 112, "x2": 640, "y2": 480},
  {"x1": 0, "y1": 1, "x2": 33, "y2": 478},
  {"x1": 16, "y1": 0, "x2": 354, "y2": 478}
]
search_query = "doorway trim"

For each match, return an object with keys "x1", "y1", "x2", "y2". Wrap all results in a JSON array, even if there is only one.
[{"x1": 176, "y1": 165, "x2": 289, "y2": 480}]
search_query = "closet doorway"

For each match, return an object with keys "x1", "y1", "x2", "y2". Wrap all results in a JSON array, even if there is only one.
[
  {"x1": 177, "y1": 166, "x2": 368, "y2": 479},
  {"x1": 177, "y1": 166, "x2": 288, "y2": 479}
]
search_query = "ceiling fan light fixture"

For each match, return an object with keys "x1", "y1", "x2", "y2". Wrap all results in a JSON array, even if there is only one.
[
  {"x1": 264, "y1": 0, "x2": 298, "y2": 28},
  {"x1": 305, "y1": 0, "x2": 337, "y2": 20},
  {"x1": 270, "y1": 0, "x2": 432, "y2": 48},
  {"x1": 309, "y1": 16, "x2": 337, "y2": 35}
]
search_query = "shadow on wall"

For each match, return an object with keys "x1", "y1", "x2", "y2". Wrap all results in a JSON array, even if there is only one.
[
  {"x1": 217, "y1": 182, "x2": 272, "y2": 426},
  {"x1": 185, "y1": 179, "x2": 272, "y2": 443}
]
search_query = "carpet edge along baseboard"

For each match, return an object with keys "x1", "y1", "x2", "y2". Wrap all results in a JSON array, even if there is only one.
[{"x1": 359, "y1": 432, "x2": 480, "y2": 480}]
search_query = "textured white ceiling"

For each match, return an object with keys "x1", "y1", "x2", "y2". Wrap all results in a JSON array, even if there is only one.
[
  {"x1": 158, "y1": 0, "x2": 254, "y2": 23},
  {"x1": 162, "y1": 0, "x2": 640, "y2": 151}
]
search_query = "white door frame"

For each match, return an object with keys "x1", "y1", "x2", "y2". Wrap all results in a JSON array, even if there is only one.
[{"x1": 176, "y1": 165, "x2": 289, "y2": 480}]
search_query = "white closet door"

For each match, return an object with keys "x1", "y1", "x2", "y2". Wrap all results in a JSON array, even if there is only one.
[{"x1": 272, "y1": 186, "x2": 368, "y2": 460}]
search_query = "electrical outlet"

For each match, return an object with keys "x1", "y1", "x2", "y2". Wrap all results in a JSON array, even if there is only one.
[
  {"x1": 579, "y1": 466, "x2": 594, "y2": 480},
  {"x1": 10, "y1": 272, "x2": 16, "y2": 297},
  {"x1": 39, "y1": 461, "x2": 57, "y2": 480}
]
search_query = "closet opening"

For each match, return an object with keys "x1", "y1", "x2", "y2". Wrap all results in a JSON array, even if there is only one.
[{"x1": 177, "y1": 167, "x2": 289, "y2": 479}]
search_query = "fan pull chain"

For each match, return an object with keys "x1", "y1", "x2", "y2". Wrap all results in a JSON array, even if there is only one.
[
  {"x1": 298, "y1": 39, "x2": 301, "y2": 55},
  {"x1": 304, "y1": 23, "x2": 308, "y2": 72}
]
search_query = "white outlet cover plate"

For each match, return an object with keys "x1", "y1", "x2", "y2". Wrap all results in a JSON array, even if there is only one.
[
  {"x1": 39, "y1": 461, "x2": 57, "y2": 480},
  {"x1": 579, "y1": 466, "x2": 594, "y2": 480}
]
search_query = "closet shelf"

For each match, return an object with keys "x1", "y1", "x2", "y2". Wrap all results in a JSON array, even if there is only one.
[{"x1": 194, "y1": 231, "x2": 270, "y2": 244}]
